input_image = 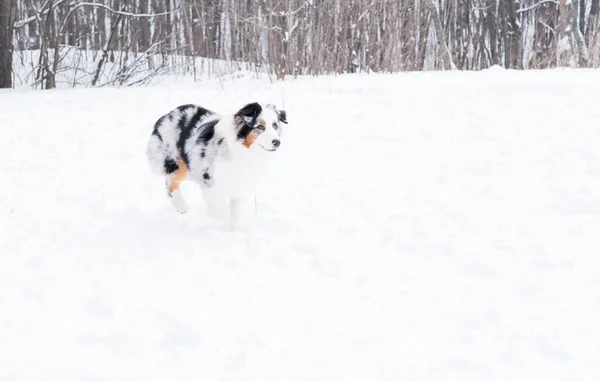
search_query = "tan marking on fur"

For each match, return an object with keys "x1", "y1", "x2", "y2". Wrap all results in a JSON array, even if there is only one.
[
  {"x1": 168, "y1": 157, "x2": 188, "y2": 193},
  {"x1": 244, "y1": 131, "x2": 259, "y2": 148}
]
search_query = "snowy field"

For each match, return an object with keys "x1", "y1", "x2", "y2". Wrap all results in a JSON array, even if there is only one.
[{"x1": 1, "y1": 69, "x2": 600, "y2": 381}]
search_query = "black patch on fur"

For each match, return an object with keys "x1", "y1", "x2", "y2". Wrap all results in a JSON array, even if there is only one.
[
  {"x1": 277, "y1": 110, "x2": 288, "y2": 124},
  {"x1": 153, "y1": 130, "x2": 163, "y2": 142},
  {"x1": 155, "y1": 114, "x2": 168, "y2": 125},
  {"x1": 236, "y1": 124, "x2": 254, "y2": 141},
  {"x1": 200, "y1": 150, "x2": 205, "y2": 158},
  {"x1": 176, "y1": 113, "x2": 190, "y2": 165},
  {"x1": 217, "y1": 138, "x2": 224, "y2": 145},
  {"x1": 197, "y1": 118, "x2": 218, "y2": 144},
  {"x1": 236, "y1": 103, "x2": 262, "y2": 126},
  {"x1": 163, "y1": 158, "x2": 178, "y2": 174},
  {"x1": 202, "y1": 170, "x2": 213, "y2": 187},
  {"x1": 187, "y1": 108, "x2": 204, "y2": 134},
  {"x1": 176, "y1": 104, "x2": 197, "y2": 113},
  {"x1": 152, "y1": 115, "x2": 168, "y2": 138},
  {"x1": 175, "y1": 106, "x2": 213, "y2": 165},
  {"x1": 235, "y1": 103, "x2": 263, "y2": 142}
]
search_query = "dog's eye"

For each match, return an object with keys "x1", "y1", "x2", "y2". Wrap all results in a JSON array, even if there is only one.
[
  {"x1": 256, "y1": 124, "x2": 265, "y2": 131},
  {"x1": 273, "y1": 123, "x2": 279, "y2": 130}
]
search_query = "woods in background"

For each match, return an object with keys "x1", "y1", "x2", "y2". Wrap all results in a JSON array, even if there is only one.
[{"x1": 1, "y1": 0, "x2": 599, "y2": 89}]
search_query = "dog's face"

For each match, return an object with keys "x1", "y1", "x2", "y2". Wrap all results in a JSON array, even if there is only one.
[{"x1": 235, "y1": 102, "x2": 288, "y2": 151}]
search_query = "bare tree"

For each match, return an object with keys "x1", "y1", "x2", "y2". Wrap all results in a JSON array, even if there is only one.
[
  {"x1": 0, "y1": 0, "x2": 15, "y2": 88},
  {"x1": 6, "y1": 0, "x2": 600, "y2": 90},
  {"x1": 427, "y1": 0, "x2": 455, "y2": 70}
]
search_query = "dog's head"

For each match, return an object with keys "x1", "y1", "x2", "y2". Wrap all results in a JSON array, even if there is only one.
[{"x1": 234, "y1": 102, "x2": 288, "y2": 152}]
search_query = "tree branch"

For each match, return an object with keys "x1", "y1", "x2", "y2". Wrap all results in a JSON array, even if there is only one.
[
  {"x1": 517, "y1": 0, "x2": 560, "y2": 14},
  {"x1": 73, "y1": 2, "x2": 180, "y2": 17}
]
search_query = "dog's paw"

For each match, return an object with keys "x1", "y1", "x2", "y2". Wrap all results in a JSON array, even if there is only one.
[
  {"x1": 206, "y1": 204, "x2": 229, "y2": 221},
  {"x1": 169, "y1": 190, "x2": 189, "y2": 214},
  {"x1": 175, "y1": 205, "x2": 188, "y2": 214},
  {"x1": 229, "y1": 220, "x2": 247, "y2": 232}
]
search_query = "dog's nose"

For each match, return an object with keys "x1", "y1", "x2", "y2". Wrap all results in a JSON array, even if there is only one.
[{"x1": 272, "y1": 139, "x2": 281, "y2": 148}]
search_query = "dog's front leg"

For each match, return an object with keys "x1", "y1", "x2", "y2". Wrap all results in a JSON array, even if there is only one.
[
  {"x1": 201, "y1": 187, "x2": 229, "y2": 221},
  {"x1": 230, "y1": 197, "x2": 251, "y2": 230}
]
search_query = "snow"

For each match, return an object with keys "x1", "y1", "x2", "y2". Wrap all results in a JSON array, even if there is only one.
[
  {"x1": 10, "y1": 49, "x2": 262, "y2": 89},
  {"x1": 1, "y1": 69, "x2": 600, "y2": 381}
]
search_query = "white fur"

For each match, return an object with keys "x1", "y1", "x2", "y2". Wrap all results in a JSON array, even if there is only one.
[
  {"x1": 208, "y1": 111, "x2": 278, "y2": 228},
  {"x1": 253, "y1": 107, "x2": 282, "y2": 152},
  {"x1": 169, "y1": 189, "x2": 188, "y2": 214}
]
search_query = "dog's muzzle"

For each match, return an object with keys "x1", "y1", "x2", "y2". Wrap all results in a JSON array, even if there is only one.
[{"x1": 261, "y1": 139, "x2": 281, "y2": 152}]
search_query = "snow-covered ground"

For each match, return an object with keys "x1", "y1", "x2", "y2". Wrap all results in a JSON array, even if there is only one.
[{"x1": 1, "y1": 69, "x2": 600, "y2": 381}]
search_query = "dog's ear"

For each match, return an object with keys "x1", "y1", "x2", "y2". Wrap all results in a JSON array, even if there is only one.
[
  {"x1": 277, "y1": 109, "x2": 288, "y2": 124},
  {"x1": 235, "y1": 102, "x2": 262, "y2": 127},
  {"x1": 266, "y1": 103, "x2": 288, "y2": 124}
]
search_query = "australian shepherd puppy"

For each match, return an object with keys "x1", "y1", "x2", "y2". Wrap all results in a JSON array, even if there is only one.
[{"x1": 146, "y1": 102, "x2": 288, "y2": 228}]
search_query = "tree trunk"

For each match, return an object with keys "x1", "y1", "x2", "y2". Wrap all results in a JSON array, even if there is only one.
[
  {"x1": 427, "y1": 0, "x2": 455, "y2": 69},
  {"x1": 558, "y1": 0, "x2": 574, "y2": 66},
  {"x1": 580, "y1": 0, "x2": 586, "y2": 35},
  {"x1": 138, "y1": 0, "x2": 150, "y2": 52},
  {"x1": 92, "y1": 9, "x2": 124, "y2": 86},
  {"x1": 42, "y1": 1, "x2": 55, "y2": 89},
  {"x1": 0, "y1": 0, "x2": 15, "y2": 88},
  {"x1": 587, "y1": 0, "x2": 600, "y2": 64},
  {"x1": 506, "y1": 0, "x2": 522, "y2": 68},
  {"x1": 572, "y1": 0, "x2": 589, "y2": 65},
  {"x1": 96, "y1": 3, "x2": 106, "y2": 49},
  {"x1": 587, "y1": 0, "x2": 599, "y2": 41}
]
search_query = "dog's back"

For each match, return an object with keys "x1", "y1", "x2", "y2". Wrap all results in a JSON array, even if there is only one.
[{"x1": 146, "y1": 104, "x2": 216, "y2": 177}]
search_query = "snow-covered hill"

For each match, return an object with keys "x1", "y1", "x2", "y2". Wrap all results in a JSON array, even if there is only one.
[{"x1": 1, "y1": 69, "x2": 599, "y2": 381}]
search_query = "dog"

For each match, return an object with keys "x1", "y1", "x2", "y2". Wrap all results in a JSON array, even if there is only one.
[{"x1": 146, "y1": 102, "x2": 288, "y2": 228}]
